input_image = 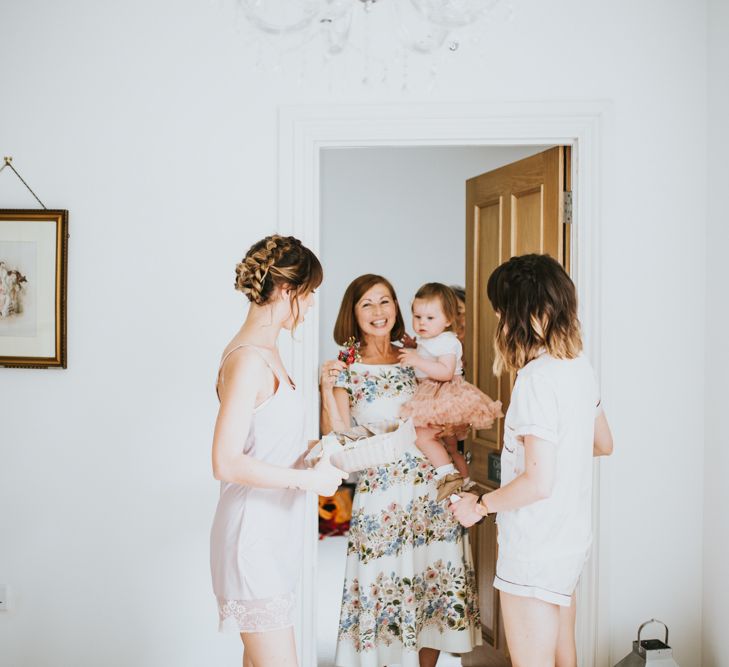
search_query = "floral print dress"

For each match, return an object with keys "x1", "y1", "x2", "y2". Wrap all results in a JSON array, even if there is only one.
[{"x1": 334, "y1": 362, "x2": 482, "y2": 667}]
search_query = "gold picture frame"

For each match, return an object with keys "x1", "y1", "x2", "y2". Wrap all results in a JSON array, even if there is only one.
[{"x1": 0, "y1": 209, "x2": 68, "y2": 368}]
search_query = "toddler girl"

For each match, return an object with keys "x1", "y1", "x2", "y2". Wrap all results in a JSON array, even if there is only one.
[
  {"x1": 450, "y1": 254, "x2": 614, "y2": 667},
  {"x1": 399, "y1": 283, "x2": 502, "y2": 501}
]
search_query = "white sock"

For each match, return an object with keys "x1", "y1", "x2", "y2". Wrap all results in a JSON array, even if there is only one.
[{"x1": 434, "y1": 464, "x2": 456, "y2": 480}]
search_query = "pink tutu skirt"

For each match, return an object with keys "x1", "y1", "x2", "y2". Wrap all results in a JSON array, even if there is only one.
[{"x1": 400, "y1": 375, "x2": 503, "y2": 434}]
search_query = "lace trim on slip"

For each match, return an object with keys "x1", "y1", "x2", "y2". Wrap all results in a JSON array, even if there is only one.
[{"x1": 218, "y1": 591, "x2": 296, "y2": 633}]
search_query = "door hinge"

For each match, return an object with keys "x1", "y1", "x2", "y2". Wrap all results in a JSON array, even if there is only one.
[{"x1": 563, "y1": 191, "x2": 573, "y2": 225}]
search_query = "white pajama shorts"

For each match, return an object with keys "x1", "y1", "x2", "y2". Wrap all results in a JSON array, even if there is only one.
[{"x1": 493, "y1": 551, "x2": 589, "y2": 607}]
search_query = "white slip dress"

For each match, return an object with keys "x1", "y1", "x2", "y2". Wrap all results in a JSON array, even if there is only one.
[{"x1": 210, "y1": 344, "x2": 307, "y2": 633}]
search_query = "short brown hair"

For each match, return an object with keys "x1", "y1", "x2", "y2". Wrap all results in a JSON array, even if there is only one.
[
  {"x1": 235, "y1": 234, "x2": 322, "y2": 325},
  {"x1": 413, "y1": 283, "x2": 460, "y2": 332},
  {"x1": 486, "y1": 254, "x2": 582, "y2": 374},
  {"x1": 333, "y1": 274, "x2": 405, "y2": 345}
]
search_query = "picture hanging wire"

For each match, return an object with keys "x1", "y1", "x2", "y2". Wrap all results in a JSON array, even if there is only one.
[{"x1": 0, "y1": 156, "x2": 47, "y2": 209}]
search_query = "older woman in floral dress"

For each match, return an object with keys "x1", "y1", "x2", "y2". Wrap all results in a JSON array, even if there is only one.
[{"x1": 320, "y1": 274, "x2": 481, "y2": 667}]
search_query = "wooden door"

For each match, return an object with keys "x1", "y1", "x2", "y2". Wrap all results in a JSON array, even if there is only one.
[{"x1": 463, "y1": 146, "x2": 571, "y2": 660}]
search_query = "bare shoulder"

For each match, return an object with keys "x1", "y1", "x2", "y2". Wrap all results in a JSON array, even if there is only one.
[{"x1": 220, "y1": 345, "x2": 271, "y2": 389}]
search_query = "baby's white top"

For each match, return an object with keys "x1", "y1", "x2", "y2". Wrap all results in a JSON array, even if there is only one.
[{"x1": 415, "y1": 331, "x2": 463, "y2": 380}]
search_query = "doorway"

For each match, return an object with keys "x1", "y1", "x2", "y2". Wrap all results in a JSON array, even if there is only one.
[
  {"x1": 317, "y1": 145, "x2": 550, "y2": 666},
  {"x1": 276, "y1": 102, "x2": 607, "y2": 667}
]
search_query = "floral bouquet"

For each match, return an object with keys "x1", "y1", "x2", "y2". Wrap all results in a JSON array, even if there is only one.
[{"x1": 338, "y1": 336, "x2": 361, "y2": 366}]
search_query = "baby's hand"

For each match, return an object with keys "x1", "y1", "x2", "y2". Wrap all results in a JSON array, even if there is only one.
[{"x1": 398, "y1": 348, "x2": 420, "y2": 368}]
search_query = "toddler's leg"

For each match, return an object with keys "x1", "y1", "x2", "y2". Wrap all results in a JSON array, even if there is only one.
[
  {"x1": 415, "y1": 426, "x2": 452, "y2": 469},
  {"x1": 416, "y1": 427, "x2": 465, "y2": 502},
  {"x1": 443, "y1": 435, "x2": 469, "y2": 478}
]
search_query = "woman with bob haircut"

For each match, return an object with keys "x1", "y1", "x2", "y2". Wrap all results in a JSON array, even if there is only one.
[
  {"x1": 450, "y1": 254, "x2": 613, "y2": 667},
  {"x1": 210, "y1": 235, "x2": 346, "y2": 667},
  {"x1": 320, "y1": 274, "x2": 482, "y2": 667}
]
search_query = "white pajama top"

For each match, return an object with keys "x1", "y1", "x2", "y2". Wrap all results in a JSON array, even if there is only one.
[{"x1": 494, "y1": 353, "x2": 600, "y2": 606}]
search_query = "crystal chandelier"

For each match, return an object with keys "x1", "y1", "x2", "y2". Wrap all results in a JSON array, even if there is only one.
[{"x1": 239, "y1": 0, "x2": 506, "y2": 65}]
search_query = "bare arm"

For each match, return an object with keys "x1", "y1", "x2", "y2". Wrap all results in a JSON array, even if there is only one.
[
  {"x1": 450, "y1": 435, "x2": 556, "y2": 527},
  {"x1": 398, "y1": 348, "x2": 457, "y2": 382},
  {"x1": 593, "y1": 409, "x2": 613, "y2": 457},
  {"x1": 484, "y1": 436, "x2": 556, "y2": 510},
  {"x1": 319, "y1": 359, "x2": 351, "y2": 434},
  {"x1": 212, "y1": 349, "x2": 345, "y2": 494},
  {"x1": 321, "y1": 387, "x2": 352, "y2": 434}
]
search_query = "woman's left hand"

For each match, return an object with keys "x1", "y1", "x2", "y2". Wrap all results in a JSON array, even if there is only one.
[
  {"x1": 449, "y1": 492, "x2": 483, "y2": 527},
  {"x1": 320, "y1": 359, "x2": 347, "y2": 392}
]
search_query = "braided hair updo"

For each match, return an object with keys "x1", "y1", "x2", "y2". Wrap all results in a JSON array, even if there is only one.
[{"x1": 235, "y1": 235, "x2": 322, "y2": 320}]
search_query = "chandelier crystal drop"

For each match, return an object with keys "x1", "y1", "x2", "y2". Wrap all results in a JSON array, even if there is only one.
[
  {"x1": 239, "y1": 0, "x2": 505, "y2": 57},
  {"x1": 412, "y1": 0, "x2": 501, "y2": 28}
]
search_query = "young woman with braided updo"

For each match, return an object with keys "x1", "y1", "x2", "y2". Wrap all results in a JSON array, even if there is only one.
[{"x1": 210, "y1": 234, "x2": 346, "y2": 667}]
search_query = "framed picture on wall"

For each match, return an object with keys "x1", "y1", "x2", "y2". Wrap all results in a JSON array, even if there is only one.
[{"x1": 0, "y1": 209, "x2": 68, "y2": 368}]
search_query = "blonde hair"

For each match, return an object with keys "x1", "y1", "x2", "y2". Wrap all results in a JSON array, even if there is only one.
[
  {"x1": 235, "y1": 234, "x2": 322, "y2": 325},
  {"x1": 412, "y1": 283, "x2": 460, "y2": 332},
  {"x1": 486, "y1": 254, "x2": 582, "y2": 374}
]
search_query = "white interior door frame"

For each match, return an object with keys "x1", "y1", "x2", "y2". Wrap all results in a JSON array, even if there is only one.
[{"x1": 277, "y1": 101, "x2": 609, "y2": 667}]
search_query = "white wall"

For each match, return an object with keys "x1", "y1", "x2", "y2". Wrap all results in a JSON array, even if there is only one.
[
  {"x1": 703, "y1": 1, "x2": 729, "y2": 665},
  {"x1": 0, "y1": 1, "x2": 710, "y2": 666},
  {"x1": 319, "y1": 146, "x2": 546, "y2": 362}
]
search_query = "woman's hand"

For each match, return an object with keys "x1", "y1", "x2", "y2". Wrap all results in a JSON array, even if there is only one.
[
  {"x1": 305, "y1": 459, "x2": 348, "y2": 496},
  {"x1": 449, "y1": 492, "x2": 483, "y2": 527},
  {"x1": 320, "y1": 359, "x2": 347, "y2": 393}
]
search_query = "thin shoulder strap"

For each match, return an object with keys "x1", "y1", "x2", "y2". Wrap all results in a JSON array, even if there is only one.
[
  {"x1": 215, "y1": 344, "x2": 280, "y2": 399},
  {"x1": 219, "y1": 343, "x2": 274, "y2": 371}
]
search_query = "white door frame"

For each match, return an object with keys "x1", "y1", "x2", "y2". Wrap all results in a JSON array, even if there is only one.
[{"x1": 276, "y1": 101, "x2": 609, "y2": 667}]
